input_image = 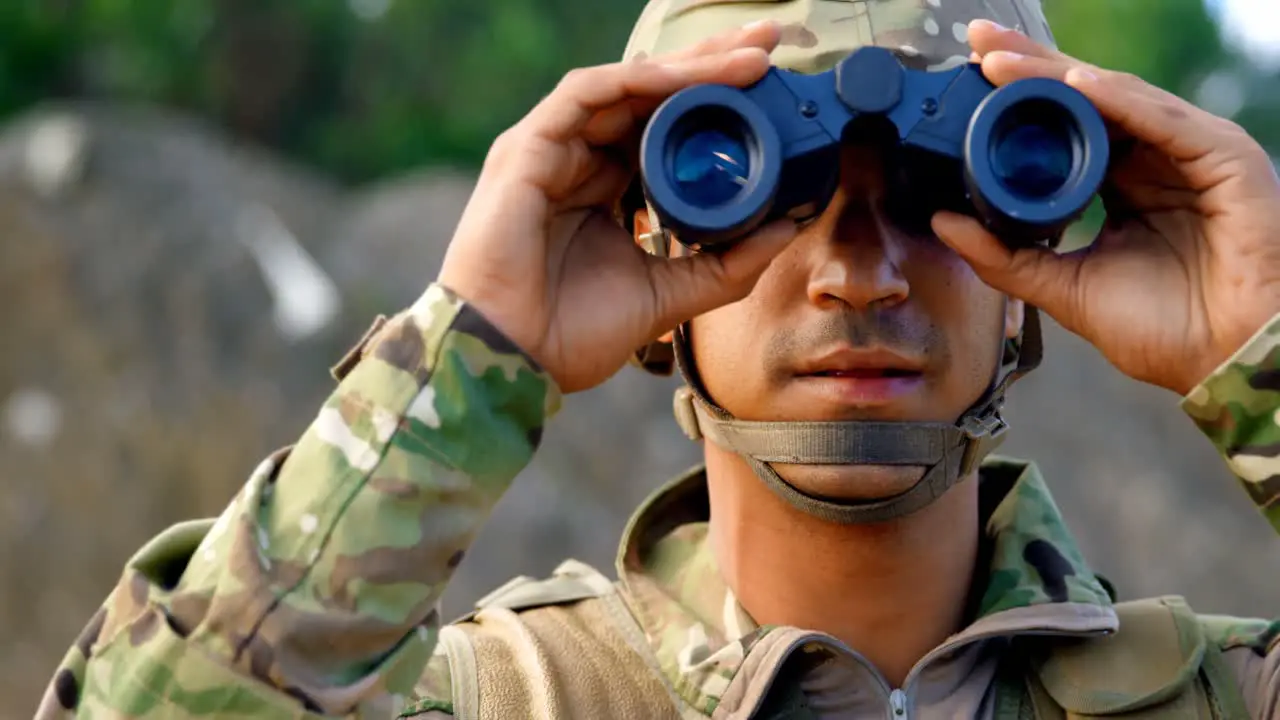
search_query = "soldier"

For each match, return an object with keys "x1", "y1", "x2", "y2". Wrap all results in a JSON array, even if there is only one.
[{"x1": 37, "y1": 1, "x2": 1280, "y2": 718}]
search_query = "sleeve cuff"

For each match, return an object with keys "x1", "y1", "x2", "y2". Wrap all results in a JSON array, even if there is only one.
[{"x1": 1181, "y1": 310, "x2": 1280, "y2": 530}]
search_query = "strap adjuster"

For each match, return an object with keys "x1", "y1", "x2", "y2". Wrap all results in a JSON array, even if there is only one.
[
  {"x1": 672, "y1": 386, "x2": 703, "y2": 441},
  {"x1": 959, "y1": 404, "x2": 1009, "y2": 441}
]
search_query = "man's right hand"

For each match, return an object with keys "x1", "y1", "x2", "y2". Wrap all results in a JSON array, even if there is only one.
[{"x1": 437, "y1": 21, "x2": 796, "y2": 394}]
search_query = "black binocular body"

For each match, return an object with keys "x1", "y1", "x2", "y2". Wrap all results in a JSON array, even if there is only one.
[{"x1": 638, "y1": 46, "x2": 1111, "y2": 251}]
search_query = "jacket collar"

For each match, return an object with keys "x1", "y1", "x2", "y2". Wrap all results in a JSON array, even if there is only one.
[{"x1": 613, "y1": 456, "x2": 1118, "y2": 714}]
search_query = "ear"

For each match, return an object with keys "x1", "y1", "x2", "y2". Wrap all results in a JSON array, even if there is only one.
[
  {"x1": 633, "y1": 208, "x2": 675, "y2": 345},
  {"x1": 1004, "y1": 296, "x2": 1025, "y2": 340}
]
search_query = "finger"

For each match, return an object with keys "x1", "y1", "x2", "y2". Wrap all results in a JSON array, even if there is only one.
[
  {"x1": 646, "y1": 218, "x2": 797, "y2": 331},
  {"x1": 930, "y1": 210, "x2": 1080, "y2": 320},
  {"x1": 979, "y1": 48, "x2": 1138, "y2": 97},
  {"x1": 968, "y1": 19, "x2": 1071, "y2": 63},
  {"x1": 587, "y1": 22, "x2": 781, "y2": 147},
  {"x1": 1064, "y1": 68, "x2": 1230, "y2": 165},
  {"x1": 1103, "y1": 146, "x2": 1201, "y2": 212},
  {"x1": 555, "y1": 152, "x2": 636, "y2": 210},
  {"x1": 525, "y1": 46, "x2": 772, "y2": 144},
  {"x1": 978, "y1": 51, "x2": 1229, "y2": 165},
  {"x1": 581, "y1": 102, "x2": 642, "y2": 147},
  {"x1": 654, "y1": 19, "x2": 781, "y2": 63},
  {"x1": 979, "y1": 50, "x2": 1071, "y2": 86}
]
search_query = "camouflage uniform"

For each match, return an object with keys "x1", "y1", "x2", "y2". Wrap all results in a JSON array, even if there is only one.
[{"x1": 36, "y1": 1, "x2": 1280, "y2": 718}]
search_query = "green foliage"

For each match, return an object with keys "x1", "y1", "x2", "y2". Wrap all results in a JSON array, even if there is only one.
[
  {"x1": 1045, "y1": 0, "x2": 1225, "y2": 96},
  {"x1": 0, "y1": 0, "x2": 640, "y2": 182},
  {"x1": 0, "y1": 0, "x2": 1273, "y2": 181}
]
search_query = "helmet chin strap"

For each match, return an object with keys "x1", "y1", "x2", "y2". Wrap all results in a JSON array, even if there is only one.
[{"x1": 669, "y1": 305, "x2": 1044, "y2": 525}]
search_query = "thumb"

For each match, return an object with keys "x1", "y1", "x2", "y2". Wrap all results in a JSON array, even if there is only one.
[
  {"x1": 931, "y1": 210, "x2": 1077, "y2": 315},
  {"x1": 646, "y1": 217, "x2": 796, "y2": 331}
]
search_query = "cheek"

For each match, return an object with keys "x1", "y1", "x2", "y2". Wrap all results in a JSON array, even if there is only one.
[
  {"x1": 688, "y1": 306, "x2": 764, "y2": 414},
  {"x1": 916, "y1": 239, "x2": 982, "y2": 282},
  {"x1": 687, "y1": 265, "x2": 792, "y2": 414},
  {"x1": 907, "y1": 240, "x2": 992, "y2": 311},
  {"x1": 906, "y1": 243, "x2": 1007, "y2": 384}
]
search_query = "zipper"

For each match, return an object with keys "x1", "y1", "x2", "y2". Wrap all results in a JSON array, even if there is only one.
[
  {"x1": 744, "y1": 615, "x2": 1113, "y2": 719},
  {"x1": 889, "y1": 688, "x2": 908, "y2": 719}
]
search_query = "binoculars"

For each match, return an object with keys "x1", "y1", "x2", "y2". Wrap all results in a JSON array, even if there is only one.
[{"x1": 638, "y1": 46, "x2": 1110, "y2": 251}]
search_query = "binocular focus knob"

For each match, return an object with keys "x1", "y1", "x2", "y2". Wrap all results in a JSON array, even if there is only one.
[{"x1": 836, "y1": 46, "x2": 905, "y2": 114}]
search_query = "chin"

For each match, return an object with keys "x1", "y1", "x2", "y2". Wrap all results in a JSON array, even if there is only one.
[{"x1": 772, "y1": 463, "x2": 926, "y2": 501}]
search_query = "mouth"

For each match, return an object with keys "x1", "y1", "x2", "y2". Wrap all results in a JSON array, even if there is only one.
[
  {"x1": 794, "y1": 346, "x2": 927, "y2": 377},
  {"x1": 804, "y1": 368, "x2": 921, "y2": 379},
  {"x1": 792, "y1": 348, "x2": 926, "y2": 407}
]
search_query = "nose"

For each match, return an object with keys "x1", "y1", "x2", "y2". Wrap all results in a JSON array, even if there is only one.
[{"x1": 803, "y1": 184, "x2": 911, "y2": 312}]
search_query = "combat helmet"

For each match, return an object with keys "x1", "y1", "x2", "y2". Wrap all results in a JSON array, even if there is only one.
[{"x1": 620, "y1": 0, "x2": 1055, "y2": 525}]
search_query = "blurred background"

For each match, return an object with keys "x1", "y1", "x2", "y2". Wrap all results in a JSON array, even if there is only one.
[{"x1": 2, "y1": 0, "x2": 1279, "y2": 713}]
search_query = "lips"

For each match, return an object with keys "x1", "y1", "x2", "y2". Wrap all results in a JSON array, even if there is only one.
[
  {"x1": 807, "y1": 368, "x2": 920, "y2": 379},
  {"x1": 791, "y1": 347, "x2": 926, "y2": 407},
  {"x1": 794, "y1": 347, "x2": 926, "y2": 378}
]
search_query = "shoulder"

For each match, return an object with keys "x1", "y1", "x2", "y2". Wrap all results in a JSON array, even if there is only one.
[
  {"x1": 1194, "y1": 611, "x2": 1280, "y2": 719},
  {"x1": 399, "y1": 559, "x2": 620, "y2": 717},
  {"x1": 1115, "y1": 595, "x2": 1280, "y2": 655},
  {"x1": 1197, "y1": 612, "x2": 1280, "y2": 654}
]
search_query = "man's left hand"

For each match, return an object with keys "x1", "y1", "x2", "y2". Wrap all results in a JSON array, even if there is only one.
[{"x1": 933, "y1": 19, "x2": 1280, "y2": 397}]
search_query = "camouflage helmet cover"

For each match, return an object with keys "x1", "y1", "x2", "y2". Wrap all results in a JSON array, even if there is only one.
[{"x1": 622, "y1": 0, "x2": 1057, "y2": 73}]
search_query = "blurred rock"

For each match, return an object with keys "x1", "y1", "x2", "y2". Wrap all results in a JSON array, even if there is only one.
[
  {"x1": 325, "y1": 168, "x2": 477, "y2": 310},
  {"x1": 0, "y1": 101, "x2": 362, "y2": 713},
  {"x1": 1, "y1": 100, "x2": 1277, "y2": 718}
]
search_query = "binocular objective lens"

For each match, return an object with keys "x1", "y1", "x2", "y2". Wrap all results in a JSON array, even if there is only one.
[
  {"x1": 990, "y1": 123, "x2": 1075, "y2": 199},
  {"x1": 671, "y1": 129, "x2": 751, "y2": 208}
]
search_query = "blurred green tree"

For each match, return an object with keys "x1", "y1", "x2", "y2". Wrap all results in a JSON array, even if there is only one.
[{"x1": 0, "y1": 0, "x2": 1272, "y2": 180}]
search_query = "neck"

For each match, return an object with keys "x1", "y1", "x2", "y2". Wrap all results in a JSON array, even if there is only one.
[{"x1": 704, "y1": 447, "x2": 980, "y2": 688}]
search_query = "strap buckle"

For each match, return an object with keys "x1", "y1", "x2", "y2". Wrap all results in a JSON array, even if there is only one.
[
  {"x1": 958, "y1": 405, "x2": 1009, "y2": 475},
  {"x1": 959, "y1": 404, "x2": 1009, "y2": 441},
  {"x1": 672, "y1": 386, "x2": 703, "y2": 441}
]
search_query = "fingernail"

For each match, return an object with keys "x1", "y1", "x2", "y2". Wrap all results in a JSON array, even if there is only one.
[{"x1": 972, "y1": 19, "x2": 1008, "y2": 32}]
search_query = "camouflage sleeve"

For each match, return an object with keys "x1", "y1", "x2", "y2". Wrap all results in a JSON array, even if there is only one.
[
  {"x1": 1182, "y1": 311, "x2": 1280, "y2": 534},
  {"x1": 36, "y1": 283, "x2": 560, "y2": 718},
  {"x1": 1183, "y1": 312, "x2": 1280, "y2": 716}
]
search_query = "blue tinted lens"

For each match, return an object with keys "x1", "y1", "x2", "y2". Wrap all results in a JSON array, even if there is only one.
[
  {"x1": 672, "y1": 129, "x2": 750, "y2": 208},
  {"x1": 991, "y1": 124, "x2": 1074, "y2": 198}
]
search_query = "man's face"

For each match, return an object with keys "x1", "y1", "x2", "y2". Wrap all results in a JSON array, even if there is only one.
[{"x1": 638, "y1": 143, "x2": 1023, "y2": 500}]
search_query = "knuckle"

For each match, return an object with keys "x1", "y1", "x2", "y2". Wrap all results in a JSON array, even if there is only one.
[
  {"x1": 485, "y1": 127, "x2": 524, "y2": 169},
  {"x1": 1106, "y1": 69, "x2": 1141, "y2": 87},
  {"x1": 1235, "y1": 131, "x2": 1271, "y2": 165},
  {"x1": 488, "y1": 127, "x2": 516, "y2": 157},
  {"x1": 1224, "y1": 117, "x2": 1255, "y2": 142},
  {"x1": 1204, "y1": 114, "x2": 1258, "y2": 151},
  {"x1": 557, "y1": 66, "x2": 598, "y2": 94}
]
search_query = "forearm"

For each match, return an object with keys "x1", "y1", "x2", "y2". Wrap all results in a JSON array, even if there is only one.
[
  {"x1": 39, "y1": 284, "x2": 560, "y2": 718},
  {"x1": 1182, "y1": 311, "x2": 1280, "y2": 533}
]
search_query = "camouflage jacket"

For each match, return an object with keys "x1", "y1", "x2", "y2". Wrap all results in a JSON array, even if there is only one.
[{"x1": 36, "y1": 283, "x2": 1280, "y2": 718}]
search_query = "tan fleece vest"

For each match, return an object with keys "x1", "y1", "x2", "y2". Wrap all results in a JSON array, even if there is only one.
[{"x1": 436, "y1": 560, "x2": 1249, "y2": 720}]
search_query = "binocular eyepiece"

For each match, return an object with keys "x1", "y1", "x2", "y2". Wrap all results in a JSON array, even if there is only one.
[{"x1": 638, "y1": 46, "x2": 1110, "y2": 251}]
